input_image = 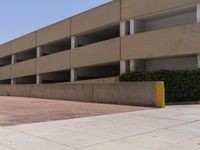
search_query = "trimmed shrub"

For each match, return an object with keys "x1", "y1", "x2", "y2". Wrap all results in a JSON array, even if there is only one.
[{"x1": 120, "y1": 70, "x2": 200, "y2": 102}]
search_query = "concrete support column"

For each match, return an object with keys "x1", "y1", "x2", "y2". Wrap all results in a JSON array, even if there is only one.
[
  {"x1": 197, "y1": 4, "x2": 200, "y2": 23},
  {"x1": 120, "y1": 20, "x2": 126, "y2": 37},
  {"x1": 36, "y1": 74, "x2": 42, "y2": 84},
  {"x1": 197, "y1": 54, "x2": 200, "y2": 69},
  {"x1": 37, "y1": 47, "x2": 43, "y2": 58},
  {"x1": 71, "y1": 36, "x2": 78, "y2": 49},
  {"x1": 130, "y1": 19, "x2": 135, "y2": 35},
  {"x1": 129, "y1": 19, "x2": 143, "y2": 72},
  {"x1": 11, "y1": 54, "x2": 16, "y2": 85},
  {"x1": 11, "y1": 79, "x2": 16, "y2": 85},
  {"x1": 70, "y1": 69, "x2": 78, "y2": 82},
  {"x1": 71, "y1": 36, "x2": 78, "y2": 82},
  {"x1": 11, "y1": 54, "x2": 16, "y2": 64},
  {"x1": 36, "y1": 47, "x2": 42, "y2": 84},
  {"x1": 120, "y1": 60, "x2": 129, "y2": 75},
  {"x1": 130, "y1": 60, "x2": 137, "y2": 72},
  {"x1": 120, "y1": 21, "x2": 129, "y2": 75},
  {"x1": 130, "y1": 19, "x2": 136, "y2": 72}
]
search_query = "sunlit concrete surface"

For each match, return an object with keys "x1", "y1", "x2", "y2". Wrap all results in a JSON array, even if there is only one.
[{"x1": 0, "y1": 105, "x2": 199, "y2": 149}]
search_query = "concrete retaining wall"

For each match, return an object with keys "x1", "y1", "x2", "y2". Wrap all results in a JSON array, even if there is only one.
[{"x1": 0, "y1": 82, "x2": 165, "y2": 108}]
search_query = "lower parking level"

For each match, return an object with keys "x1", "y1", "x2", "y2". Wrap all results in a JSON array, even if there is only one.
[{"x1": 0, "y1": 96, "x2": 149, "y2": 126}]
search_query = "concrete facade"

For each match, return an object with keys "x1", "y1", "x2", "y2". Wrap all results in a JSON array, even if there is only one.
[{"x1": 0, "y1": 0, "x2": 200, "y2": 84}]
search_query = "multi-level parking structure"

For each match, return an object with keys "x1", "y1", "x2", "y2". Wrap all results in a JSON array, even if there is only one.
[{"x1": 0, "y1": 0, "x2": 200, "y2": 84}]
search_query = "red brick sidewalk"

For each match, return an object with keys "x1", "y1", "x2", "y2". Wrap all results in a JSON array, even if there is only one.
[{"x1": 0, "y1": 96, "x2": 150, "y2": 126}]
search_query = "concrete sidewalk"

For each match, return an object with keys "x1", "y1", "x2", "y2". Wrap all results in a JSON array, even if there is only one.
[{"x1": 0, "y1": 105, "x2": 200, "y2": 150}]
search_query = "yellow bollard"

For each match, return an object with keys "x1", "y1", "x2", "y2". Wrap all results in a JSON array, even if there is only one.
[{"x1": 156, "y1": 81, "x2": 166, "y2": 108}]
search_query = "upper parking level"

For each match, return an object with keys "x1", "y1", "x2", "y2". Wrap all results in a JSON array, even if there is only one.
[
  {"x1": 1, "y1": 0, "x2": 200, "y2": 50},
  {"x1": 121, "y1": 0, "x2": 200, "y2": 19}
]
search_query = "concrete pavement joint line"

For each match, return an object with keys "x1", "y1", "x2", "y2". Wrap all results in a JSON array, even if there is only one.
[
  {"x1": 10, "y1": 108, "x2": 197, "y2": 149},
  {"x1": 50, "y1": 126, "x2": 113, "y2": 140},
  {"x1": 71, "y1": 118, "x2": 200, "y2": 149},
  {"x1": 144, "y1": 116, "x2": 187, "y2": 123},
  {"x1": 76, "y1": 121, "x2": 200, "y2": 150},
  {"x1": 74, "y1": 120, "x2": 186, "y2": 149},
  {"x1": 10, "y1": 127, "x2": 111, "y2": 149},
  {"x1": 157, "y1": 134, "x2": 200, "y2": 150},
  {"x1": 5, "y1": 113, "x2": 171, "y2": 150},
  {"x1": 83, "y1": 107, "x2": 181, "y2": 123},
  {"x1": 186, "y1": 135, "x2": 200, "y2": 143},
  {"x1": 6, "y1": 127, "x2": 77, "y2": 149},
  {"x1": 135, "y1": 107, "x2": 200, "y2": 122},
  {"x1": 157, "y1": 142, "x2": 184, "y2": 150},
  {"x1": 0, "y1": 142, "x2": 15, "y2": 150},
  {"x1": 160, "y1": 119, "x2": 200, "y2": 130},
  {"x1": 135, "y1": 113, "x2": 188, "y2": 123},
  {"x1": 52, "y1": 119, "x2": 169, "y2": 140},
  {"x1": 190, "y1": 135, "x2": 200, "y2": 141},
  {"x1": 75, "y1": 129, "x2": 160, "y2": 149}
]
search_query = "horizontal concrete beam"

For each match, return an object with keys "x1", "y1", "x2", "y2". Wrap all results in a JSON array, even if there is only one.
[
  {"x1": 11, "y1": 59, "x2": 36, "y2": 78},
  {"x1": 121, "y1": 23, "x2": 200, "y2": 60},
  {"x1": 11, "y1": 32, "x2": 36, "y2": 54},
  {"x1": 71, "y1": 0, "x2": 120, "y2": 35},
  {"x1": 0, "y1": 42, "x2": 11, "y2": 58},
  {"x1": 121, "y1": 0, "x2": 198, "y2": 20},
  {"x1": 0, "y1": 82, "x2": 165, "y2": 108},
  {"x1": 71, "y1": 38, "x2": 120, "y2": 68}
]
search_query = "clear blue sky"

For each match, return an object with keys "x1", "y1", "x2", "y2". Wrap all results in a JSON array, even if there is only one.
[{"x1": 0, "y1": 0, "x2": 111, "y2": 44}]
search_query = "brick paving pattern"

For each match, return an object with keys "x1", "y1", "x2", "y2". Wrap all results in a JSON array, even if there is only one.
[{"x1": 0, "y1": 96, "x2": 150, "y2": 126}]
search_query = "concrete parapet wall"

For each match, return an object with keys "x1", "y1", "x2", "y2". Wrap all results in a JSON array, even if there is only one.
[
  {"x1": 31, "y1": 84, "x2": 93, "y2": 102},
  {"x1": 93, "y1": 82, "x2": 156, "y2": 106},
  {"x1": 0, "y1": 82, "x2": 165, "y2": 108}
]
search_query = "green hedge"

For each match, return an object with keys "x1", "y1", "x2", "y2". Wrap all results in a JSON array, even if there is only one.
[{"x1": 120, "y1": 70, "x2": 200, "y2": 102}]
